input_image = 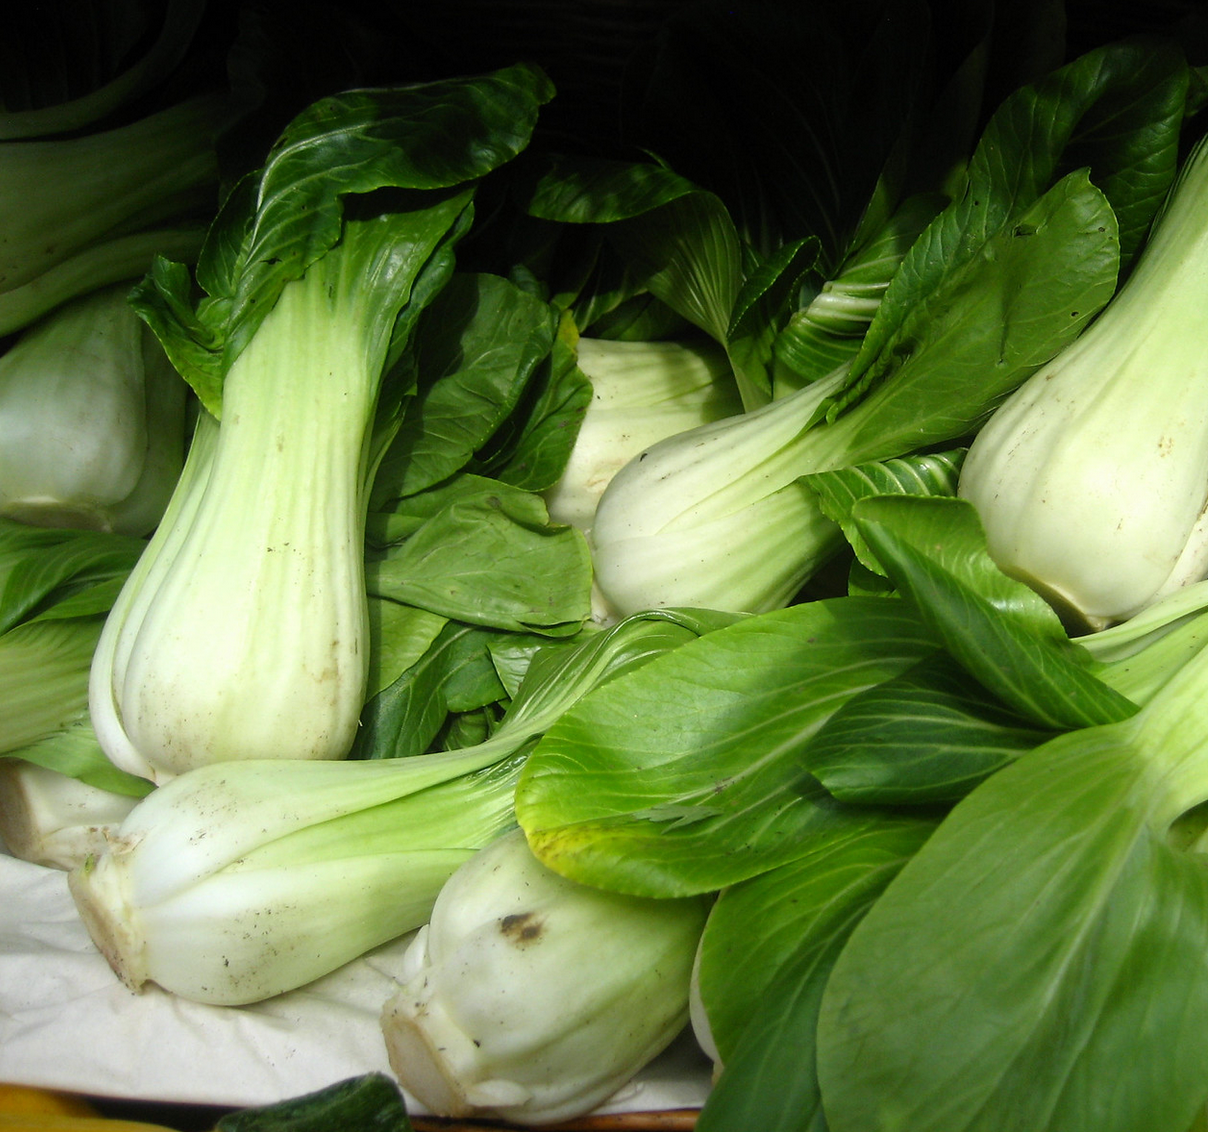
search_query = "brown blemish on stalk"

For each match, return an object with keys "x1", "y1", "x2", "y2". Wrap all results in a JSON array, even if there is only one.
[{"x1": 499, "y1": 911, "x2": 544, "y2": 945}]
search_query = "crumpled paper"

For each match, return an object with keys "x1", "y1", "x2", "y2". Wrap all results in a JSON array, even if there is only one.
[{"x1": 0, "y1": 851, "x2": 713, "y2": 1115}]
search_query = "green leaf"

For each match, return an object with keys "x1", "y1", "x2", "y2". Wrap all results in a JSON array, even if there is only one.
[
  {"x1": 727, "y1": 237, "x2": 821, "y2": 408},
  {"x1": 521, "y1": 153, "x2": 701, "y2": 224},
  {"x1": 773, "y1": 191, "x2": 946, "y2": 397},
  {"x1": 699, "y1": 813, "x2": 936, "y2": 1059},
  {"x1": 365, "y1": 477, "x2": 592, "y2": 635},
  {"x1": 352, "y1": 621, "x2": 507, "y2": 760},
  {"x1": 365, "y1": 596, "x2": 447, "y2": 700},
  {"x1": 606, "y1": 190, "x2": 746, "y2": 348},
  {"x1": 134, "y1": 64, "x2": 555, "y2": 412},
  {"x1": 804, "y1": 651, "x2": 1059, "y2": 804},
  {"x1": 0, "y1": 618, "x2": 101, "y2": 754},
  {"x1": 697, "y1": 815, "x2": 934, "y2": 1132},
  {"x1": 816, "y1": 712, "x2": 1208, "y2": 1132},
  {"x1": 368, "y1": 272, "x2": 558, "y2": 504},
  {"x1": 851, "y1": 495, "x2": 1138, "y2": 729},
  {"x1": 516, "y1": 597, "x2": 940, "y2": 896},
  {"x1": 805, "y1": 449, "x2": 965, "y2": 574},
  {"x1": 481, "y1": 314, "x2": 593, "y2": 493},
  {"x1": 818, "y1": 169, "x2": 1120, "y2": 442},
  {"x1": 0, "y1": 519, "x2": 142, "y2": 635},
  {"x1": 827, "y1": 37, "x2": 1189, "y2": 422},
  {"x1": 6, "y1": 717, "x2": 152, "y2": 797}
]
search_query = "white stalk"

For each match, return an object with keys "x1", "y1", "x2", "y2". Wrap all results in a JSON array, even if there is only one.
[
  {"x1": 68, "y1": 749, "x2": 522, "y2": 1005},
  {"x1": 0, "y1": 758, "x2": 139, "y2": 870},
  {"x1": 90, "y1": 246, "x2": 387, "y2": 782},
  {"x1": 545, "y1": 336, "x2": 741, "y2": 532},
  {"x1": 589, "y1": 364, "x2": 852, "y2": 616}
]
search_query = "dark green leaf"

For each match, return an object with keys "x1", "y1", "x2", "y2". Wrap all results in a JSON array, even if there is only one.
[
  {"x1": 0, "y1": 519, "x2": 143, "y2": 635},
  {"x1": 352, "y1": 621, "x2": 505, "y2": 760},
  {"x1": 806, "y1": 449, "x2": 964, "y2": 575},
  {"x1": 727, "y1": 237, "x2": 821, "y2": 408},
  {"x1": 818, "y1": 170, "x2": 1120, "y2": 444},
  {"x1": 697, "y1": 816, "x2": 933, "y2": 1132},
  {"x1": 830, "y1": 37, "x2": 1189, "y2": 421},
  {"x1": 135, "y1": 64, "x2": 554, "y2": 411},
  {"x1": 369, "y1": 273, "x2": 558, "y2": 503},
  {"x1": 473, "y1": 312, "x2": 592, "y2": 493},
  {"x1": 215, "y1": 1073, "x2": 411, "y2": 1132},
  {"x1": 520, "y1": 153, "x2": 701, "y2": 224},
  {"x1": 366, "y1": 478, "x2": 591, "y2": 635}
]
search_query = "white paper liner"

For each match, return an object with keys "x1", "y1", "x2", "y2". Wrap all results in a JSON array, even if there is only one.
[{"x1": 0, "y1": 852, "x2": 713, "y2": 1117}]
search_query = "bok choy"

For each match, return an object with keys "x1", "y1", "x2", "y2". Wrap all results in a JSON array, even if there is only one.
[
  {"x1": 88, "y1": 65, "x2": 554, "y2": 784},
  {"x1": 813, "y1": 592, "x2": 1208, "y2": 1132},
  {"x1": 959, "y1": 131, "x2": 1208, "y2": 630},
  {"x1": 0, "y1": 93, "x2": 225, "y2": 336},
  {"x1": 0, "y1": 282, "x2": 188, "y2": 536},
  {"x1": 382, "y1": 827, "x2": 708, "y2": 1126},
  {"x1": 572, "y1": 39, "x2": 1188, "y2": 616},
  {"x1": 69, "y1": 606, "x2": 734, "y2": 1004}
]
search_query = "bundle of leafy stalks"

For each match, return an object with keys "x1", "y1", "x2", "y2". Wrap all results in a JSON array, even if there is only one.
[{"x1": 6, "y1": 0, "x2": 1208, "y2": 1130}]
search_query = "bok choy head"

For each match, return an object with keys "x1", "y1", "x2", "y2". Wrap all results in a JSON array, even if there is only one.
[
  {"x1": 69, "y1": 603, "x2": 727, "y2": 1005},
  {"x1": 381, "y1": 827, "x2": 709, "y2": 1126},
  {"x1": 0, "y1": 282, "x2": 188, "y2": 536},
  {"x1": 959, "y1": 129, "x2": 1208, "y2": 630},
  {"x1": 87, "y1": 65, "x2": 555, "y2": 784}
]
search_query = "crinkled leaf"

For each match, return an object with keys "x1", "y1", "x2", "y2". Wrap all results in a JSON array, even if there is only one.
[
  {"x1": 815, "y1": 169, "x2": 1120, "y2": 443},
  {"x1": 806, "y1": 449, "x2": 964, "y2": 574},
  {"x1": 727, "y1": 236, "x2": 820, "y2": 408},
  {"x1": 132, "y1": 63, "x2": 554, "y2": 412},
  {"x1": 369, "y1": 272, "x2": 558, "y2": 504},
  {"x1": 825, "y1": 38, "x2": 1187, "y2": 420},
  {"x1": 366, "y1": 478, "x2": 591, "y2": 635}
]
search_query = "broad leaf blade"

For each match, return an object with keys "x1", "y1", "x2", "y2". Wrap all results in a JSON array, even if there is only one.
[
  {"x1": 366, "y1": 479, "x2": 592, "y2": 635},
  {"x1": 804, "y1": 651, "x2": 1058, "y2": 804},
  {"x1": 697, "y1": 816, "x2": 934, "y2": 1132},
  {"x1": 517, "y1": 597, "x2": 940, "y2": 896},
  {"x1": 816, "y1": 721, "x2": 1208, "y2": 1132},
  {"x1": 852, "y1": 495, "x2": 1138, "y2": 729}
]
